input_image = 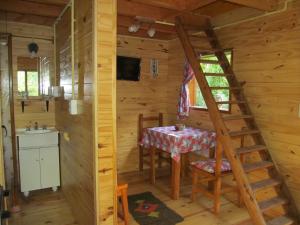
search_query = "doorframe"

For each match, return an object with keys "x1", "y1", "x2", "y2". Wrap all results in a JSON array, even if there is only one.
[{"x1": 6, "y1": 33, "x2": 19, "y2": 207}]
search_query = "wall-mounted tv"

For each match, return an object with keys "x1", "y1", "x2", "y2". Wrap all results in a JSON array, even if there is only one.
[{"x1": 117, "y1": 56, "x2": 141, "y2": 81}]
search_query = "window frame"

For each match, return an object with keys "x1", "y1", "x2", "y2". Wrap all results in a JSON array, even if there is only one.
[
  {"x1": 17, "y1": 70, "x2": 41, "y2": 97},
  {"x1": 189, "y1": 49, "x2": 233, "y2": 113}
]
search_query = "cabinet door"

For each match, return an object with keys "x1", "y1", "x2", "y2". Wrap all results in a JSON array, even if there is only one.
[
  {"x1": 19, "y1": 148, "x2": 41, "y2": 192},
  {"x1": 40, "y1": 147, "x2": 60, "y2": 189}
]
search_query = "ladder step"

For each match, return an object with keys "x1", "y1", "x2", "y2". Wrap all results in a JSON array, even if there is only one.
[
  {"x1": 250, "y1": 178, "x2": 281, "y2": 192},
  {"x1": 267, "y1": 216, "x2": 294, "y2": 225},
  {"x1": 204, "y1": 73, "x2": 233, "y2": 77},
  {"x1": 236, "y1": 145, "x2": 267, "y2": 155},
  {"x1": 229, "y1": 129, "x2": 260, "y2": 137},
  {"x1": 210, "y1": 86, "x2": 241, "y2": 90},
  {"x1": 243, "y1": 161, "x2": 274, "y2": 173},
  {"x1": 223, "y1": 114, "x2": 253, "y2": 121},
  {"x1": 216, "y1": 100, "x2": 246, "y2": 104},
  {"x1": 199, "y1": 59, "x2": 221, "y2": 65},
  {"x1": 259, "y1": 197, "x2": 288, "y2": 212}
]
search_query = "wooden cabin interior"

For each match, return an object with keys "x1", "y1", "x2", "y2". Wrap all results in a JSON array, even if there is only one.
[{"x1": 0, "y1": 0, "x2": 299, "y2": 225}]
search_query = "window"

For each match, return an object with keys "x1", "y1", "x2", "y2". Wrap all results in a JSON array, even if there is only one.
[
  {"x1": 17, "y1": 70, "x2": 39, "y2": 97},
  {"x1": 189, "y1": 50, "x2": 232, "y2": 112}
]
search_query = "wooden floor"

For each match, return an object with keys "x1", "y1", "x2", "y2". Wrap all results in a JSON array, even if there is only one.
[
  {"x1": 118, "y1": 169, "x2": 253, "y2": 225},
  {"x1": 8, "y1": 189, "x2": 77, "y2": 225},
  {"x1": 7, "y1": 171, "x2": 252, "y2": 225}
]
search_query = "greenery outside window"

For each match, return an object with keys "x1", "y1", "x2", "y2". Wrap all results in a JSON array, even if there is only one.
[
  {"x1": 189, "y1": 50, "x2": 233, "y2": 112},
  {"x1": 17, "y1": 70, "x2": 40, "y2": 97}
]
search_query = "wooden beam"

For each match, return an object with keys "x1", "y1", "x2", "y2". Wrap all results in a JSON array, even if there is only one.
[
  {"x1": 117, "y1": 0, "x2": 179, "y2": 21},
  {"x1": 184, "y1": 0, "x2": 218, "y2": 12},
  {"x1": 162, "y1": 0, "x2": 217, "y2": 21},
  {"x1": 117, "y1": 15, "x2": 176, "y2": 34},
  {"x1": 224, "y1": 0, "x2": 272, "y2": 11},
  {"x1": 0, "y1": 0, "x2": 63, "y2": 18},
  {"x1": 177, "y1": 14, "x2": 211, "y2": 30},
  {"x1": 129, "y1": 0, "x2": 185, "y2": 10},
  {"x1": 1, "y1": 11, "x2": 55, "y2": 26},
  {"x1": 21, "y1": 0, "x2": 69, "y2": 6}
]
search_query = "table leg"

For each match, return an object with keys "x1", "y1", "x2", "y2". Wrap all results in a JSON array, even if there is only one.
[
  {"x1": 149, "y1": 147, "x2": 156, "y2": 185},
  {"x1": 208, "y1": 146, "x2": 216, "y2": 190},
  {"x1": 171, "y1": 158, "x2": 181, "y2": 200}
]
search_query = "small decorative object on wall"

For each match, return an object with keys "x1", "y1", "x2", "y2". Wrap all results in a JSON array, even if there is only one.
[{"x1": 150, "y1": 59, "x2": 159, "y2": 78}]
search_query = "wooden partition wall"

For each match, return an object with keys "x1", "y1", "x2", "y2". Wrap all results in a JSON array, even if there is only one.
[
  {"x1": 55, "y1": 0, "x2": 95, "y2": 224},
  {"x1": 95, "y1": 0, "x2": 117, "y2": 224}
]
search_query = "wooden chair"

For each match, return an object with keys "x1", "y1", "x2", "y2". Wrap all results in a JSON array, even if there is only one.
[
  {"x1": 190, "y1": 138, "x2": 240, "y2": 214},
  {"x1": 117, "y1": 183, "x2": 129, "y2": 225},
  {"x1": 138, "y1": 113, "x2": 171, "y2": 184}
]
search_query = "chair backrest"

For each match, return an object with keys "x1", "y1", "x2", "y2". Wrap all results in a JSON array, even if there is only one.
[{"x1": 138, "y1": 113, "x2": 163, "y2": 142}]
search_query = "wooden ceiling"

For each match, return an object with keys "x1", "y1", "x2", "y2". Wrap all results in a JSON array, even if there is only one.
[{"x1": 0, "y1": 0, "x2": 276, "y2": 39}]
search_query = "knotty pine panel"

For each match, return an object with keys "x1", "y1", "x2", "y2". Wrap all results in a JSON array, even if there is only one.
[
  {"x1": 167, "y1": 1, "x2": 300, "y2": 209},
  {"x1": 117, "y1": 36, "x2": 169, "y2": 173},
  {"x1": 96, "y1": 0, "x2": 117, "y2": 224},
  {"x1": 55, "y1": 0, "x2": 95, "y2": 224}
]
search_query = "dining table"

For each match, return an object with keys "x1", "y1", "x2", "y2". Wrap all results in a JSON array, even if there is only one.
[{"x1": 140, "y1": 125, "x2": 217, "y2": 200}]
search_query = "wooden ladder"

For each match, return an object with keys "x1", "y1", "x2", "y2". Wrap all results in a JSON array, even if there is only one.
[{"x1": 175, "y1": 14, "x2": 300, "y2": 225}]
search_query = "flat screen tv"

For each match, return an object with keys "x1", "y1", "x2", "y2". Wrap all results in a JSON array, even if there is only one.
[{"x1": 117, "y1": 56, "x2": 141, "y2": 81}]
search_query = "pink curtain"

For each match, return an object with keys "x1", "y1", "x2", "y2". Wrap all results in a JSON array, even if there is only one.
[{"x1": 178, "y1": 60, "x2": 195, "y2": 119}]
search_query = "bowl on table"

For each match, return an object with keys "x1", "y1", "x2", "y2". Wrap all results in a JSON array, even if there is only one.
[{"x1": 175, "y1": 124, "x2": 185, "y2": 131}]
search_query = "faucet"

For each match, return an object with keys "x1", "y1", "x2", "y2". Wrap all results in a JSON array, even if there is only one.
[
  {"x1": 34, "y1": 122, "x2": 39, "y2": 130},
  {"x1": 25, "y1": 125, "x2": 31, "y2": 131}
]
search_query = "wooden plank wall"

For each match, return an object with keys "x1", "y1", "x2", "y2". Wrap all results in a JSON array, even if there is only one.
[
  {"x1": 0, "y1": 22, "x2": 55, "y2": 129},
  {"x1": 117, "y1": 36, "x2": 169, "y2": 173},
  {"x1": 55, "y1": 0, "x2": 95, "y2": 224},
  {"x1": 95, "y1": 0, "x2": 117, "y2": 224},
  {"x1": 168, "y1": 0, "x2": 300, "y2": 210}
]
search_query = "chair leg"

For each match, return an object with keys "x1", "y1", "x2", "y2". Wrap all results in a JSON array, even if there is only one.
[
  {"x1": 149, "y1": 147, "x2": 156, "y2": 184},
  {"x1": 158, "y1": 151, "x2": 162, "y2": 168},
  {"x1": 139, "y1": 146, "x2": 144, "y2": 171},
  {"x1": 191, "y1": 168, "x2": 198, "y2": 202},
  {"x1": 120, "y1": 187, "x2": 130, "y2": 225},
  {"x1": 213, "y1": 176, "x2": 222, "y2": 214}
]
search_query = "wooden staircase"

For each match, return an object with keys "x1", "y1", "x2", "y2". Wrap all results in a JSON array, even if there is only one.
[{"x1": 175, "y1": 14, "x2": 300, "y2": 225}]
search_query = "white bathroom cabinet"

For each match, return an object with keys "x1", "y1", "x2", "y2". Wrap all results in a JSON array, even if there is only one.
[{"x1": 17, "y1": 129, "x2": 60, "y2": 197}]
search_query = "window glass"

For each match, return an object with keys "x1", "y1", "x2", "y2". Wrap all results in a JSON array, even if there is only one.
[
  {"x1": 27, "y1": 71, "x2": 39, "y2": 96},
  {"x1": 17, "y1": 71, "x2": 26, "y2": 93},
  {"x1": 192, "y1": 51, "x2": 232, "y2": 111}
]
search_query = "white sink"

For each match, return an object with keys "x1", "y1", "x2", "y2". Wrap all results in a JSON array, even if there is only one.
[
  {"x1": 17, "y1": 128, "x2": 59, "y2": 148},
  {"x1": 17, "y1": 127, "x2": 57, "y2": 135},
  {"x1": 24, "y1": 129, "x2": 52, "y2": 134}
]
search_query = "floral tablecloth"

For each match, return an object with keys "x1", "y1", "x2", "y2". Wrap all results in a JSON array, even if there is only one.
[{"x1": 140, "y1": 126, "x2": 216, "y2": 162}]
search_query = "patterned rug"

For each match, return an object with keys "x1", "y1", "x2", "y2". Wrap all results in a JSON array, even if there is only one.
[{"x1": 128, "y1": 192, "x2": 184, "y2": 225}]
